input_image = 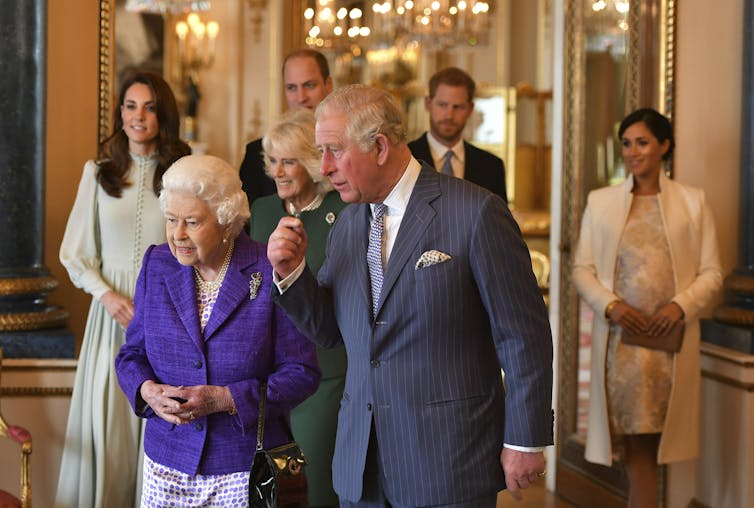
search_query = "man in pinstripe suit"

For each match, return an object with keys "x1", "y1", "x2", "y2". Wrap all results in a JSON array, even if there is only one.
[{"x1": 268, "y1": 84, "x2": 553, "y2": 507}]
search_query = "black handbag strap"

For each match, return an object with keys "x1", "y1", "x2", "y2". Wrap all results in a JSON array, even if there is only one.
[
  {"x1": 256, "y1": 382, "x2": 267, "y2": 451},
  {"x1": 255, "y1": 381, "x2": 296, "y2": 452}
]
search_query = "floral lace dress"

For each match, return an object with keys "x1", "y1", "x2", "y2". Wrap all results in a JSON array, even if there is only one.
[{"x1": 606, "y1": 195, "x2": 674, "y2": 435}]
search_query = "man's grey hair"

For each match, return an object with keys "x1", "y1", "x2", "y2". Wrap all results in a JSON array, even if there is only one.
[{"x1": 316, "y1": 84, "x2": 407, "y2": 152}]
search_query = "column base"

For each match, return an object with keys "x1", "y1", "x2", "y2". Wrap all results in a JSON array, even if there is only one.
[
  {"x1": 0, "y1": 328, "x2": 74, "y2": 358},
  {"x1": 701, "y1": 318, "x2": 754, "y2": 354}
]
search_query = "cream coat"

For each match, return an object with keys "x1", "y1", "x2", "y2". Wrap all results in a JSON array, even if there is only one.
[{"x1": 573, "y1": 173, "x2": 723, "y2": 465}]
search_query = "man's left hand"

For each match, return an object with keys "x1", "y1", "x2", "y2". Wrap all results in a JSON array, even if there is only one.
[{"x1": 501, "y1": 448, "x2": 546, "y2": 501}]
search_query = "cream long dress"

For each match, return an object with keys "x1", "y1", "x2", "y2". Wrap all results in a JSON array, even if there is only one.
[{"x1": 55, "y1": 155, "x2": 166, "y2": 508}]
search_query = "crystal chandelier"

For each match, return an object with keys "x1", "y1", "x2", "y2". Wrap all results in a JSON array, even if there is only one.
[
  {"x1": 304, "y1": 1, "x2": 371, "y2": 50},
  {"x1": 372, "y1": 1, "x2": 492, "y2": 50},
  {"x1": 585, "y1": 0, "x2": 629, "y2": 54},
  {"x1": 125, "y1": 0, "x2": 211, "y2": 13},
  {"x1": 304, "y1": 1, "x2": 492, "y2": 51},
  {"x1": 587, "y1": 0, "x2": 629, "y2": 33}
]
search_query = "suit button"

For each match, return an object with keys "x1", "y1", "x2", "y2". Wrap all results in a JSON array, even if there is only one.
[
  {"x1": 193, "y1": 360, "x2": 202, "y2": 369},
  {"x1": 367, "y1": 403, "x2": 372, "y2": 411},
  {"x1": 370, "y1": 360, "x2": 380, "y2": 367},
  {"x1": 195, "y1": 423, "x2": 204, "y2": 431}
]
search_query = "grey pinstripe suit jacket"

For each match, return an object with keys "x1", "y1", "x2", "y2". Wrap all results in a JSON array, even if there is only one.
[{"x1": 274, "y1": 164, "x2": 553, "y2": 505}]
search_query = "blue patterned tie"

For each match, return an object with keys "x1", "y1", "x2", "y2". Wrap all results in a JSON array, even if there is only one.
[
  {"x1": 440, "y1": 150, "x2": 454, "y2": 175},
  {"x1": 367, "y1": 204, "x2": 387, "y2": 316}
]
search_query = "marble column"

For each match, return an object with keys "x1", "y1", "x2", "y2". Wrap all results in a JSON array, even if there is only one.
[
  {"x1": 702, "y1": 0, "x2": 754, "y2": 352},
  {"x1": 0, "y1": 1, "x2": 73, "y2": 358}
]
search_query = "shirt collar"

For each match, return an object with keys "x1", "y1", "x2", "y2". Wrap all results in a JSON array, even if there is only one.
[
  {"x1": 427, "y1": 131, "x2": 465, "y2": 165},
  {"x1": 370, "y1": 157, "x2": 422, "y2": 217}
]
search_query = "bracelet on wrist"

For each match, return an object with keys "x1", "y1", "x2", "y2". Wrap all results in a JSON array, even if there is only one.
[{"x1": 605, "y1": 299, "x2": 621, "y2": 319}]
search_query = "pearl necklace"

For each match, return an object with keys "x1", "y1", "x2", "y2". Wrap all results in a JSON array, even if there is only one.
[
  {"x1": 287, "y1": 193, "x2": 324, "y2": 217},
  {"x1": 193, "y1": 241, "x2": 234, "y2": 293}
]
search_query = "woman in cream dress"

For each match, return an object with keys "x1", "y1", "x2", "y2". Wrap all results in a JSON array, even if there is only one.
[
  {"x1": 573, "y1": 108, "x2": 722, "y2": 508},
  {"x1": 55, "y1": 71, "x2": 190, "y2": 508}
]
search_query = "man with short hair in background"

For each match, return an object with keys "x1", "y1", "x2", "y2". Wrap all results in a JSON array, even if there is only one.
[
  {"x1": 409, "y1": 66, "x2": 508, "y2": 202},
  {"x1": 239, "y1": 48, "x2": 333, "y2": 207}
]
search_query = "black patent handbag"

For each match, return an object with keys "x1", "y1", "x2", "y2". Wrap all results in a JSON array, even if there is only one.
[{"x1": 249, "y1": 383, "x2": 308, "y2": 508}]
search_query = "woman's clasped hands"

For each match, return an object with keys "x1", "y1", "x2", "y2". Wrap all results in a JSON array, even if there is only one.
[
  {"x1": 608, "y1": 301, "x2": 684, "y2": 337},
  {"x1": 139, "y1": 380, "x2": 235, "y2": 425}
]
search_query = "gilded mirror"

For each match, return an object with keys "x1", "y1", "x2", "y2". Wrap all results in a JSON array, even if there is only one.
[{"x1": 557, "y1": 0, "x2": 675, "y2": 505}]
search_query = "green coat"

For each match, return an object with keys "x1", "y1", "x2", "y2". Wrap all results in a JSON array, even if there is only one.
[{"x1": 250, "y1": 190, "x2": 347, "y2": 507}]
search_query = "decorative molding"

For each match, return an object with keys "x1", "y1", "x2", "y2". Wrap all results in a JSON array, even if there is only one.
[
  {"x1": 98, "y1": 0, "x2": 114, "y2": 144},
  {"x1": 702, "y1": 343, "x2": 754, "y2": 367},
  {"x1": 246, "y1": 0, "x2": 267, "y2": 44},
  {"x1": 662, "y1": 0, "x2": 676, "y2": 118},
  {"x1": 711, "y1": 264, "x2": 754, "y2": 326},
  {"x1": 701, "y1": 370, "x2": 754, "y2": 392},
  {"x1": 0, "y1": 386, "x2": 73, "y2": 397},
  {"x1": 714, "y1": 306, "x2": 754, "y2": 326},
  {"x1": 723, "y1": 273, "x2": 754, "y2": 293},
  {"x1": 0, "y1": 277, "x2": 59, "y2": 297},
  {"x1": 557, "y1": 0, "x2": 586, "y2": 482},
  {"x1": 625, "y1": 0, "x2": 640, "y2": 113},
  {"x1": 246, "y1": 98, "x2": 263, "y2": 141},
  {"x1": 0, "y1": 309, "x2": 69, "y2": 332}
]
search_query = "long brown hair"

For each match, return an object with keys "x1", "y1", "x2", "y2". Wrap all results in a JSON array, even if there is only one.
[{"x1": 97, "y1": 71, "x2": 191, "y2": 197}]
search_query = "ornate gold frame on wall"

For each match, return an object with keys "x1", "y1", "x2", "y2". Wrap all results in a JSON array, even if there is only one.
[
  {"x1": 98, "y1": 0, "x2": 114, "y2": 144},
  {"x1": 557, "y1": 0, "x2": 676, "y2": 504}
]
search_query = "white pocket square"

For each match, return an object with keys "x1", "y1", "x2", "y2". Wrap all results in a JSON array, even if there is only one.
[{"x1": 414, "y1": 250, "x2": 452, "y2": 270}]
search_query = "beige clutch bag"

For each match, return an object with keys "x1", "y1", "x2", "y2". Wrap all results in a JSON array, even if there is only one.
[{"x1": 621, "y1": 321, "x2": 684, "y2": 353}]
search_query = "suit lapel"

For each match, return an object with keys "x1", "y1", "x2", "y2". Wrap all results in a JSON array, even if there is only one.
[
  {"x1": 376, "y1": 166, "x2": 439, "y2": 316},
  {"x1": 202, "y1": 235, "x2": 259, "y2": 340},
  {"x1": 165, "y1": 264, "x2": 205, "y2": 354},
  {"x1": 414, "y1": 134, "x2": 435, "y2": 169}
]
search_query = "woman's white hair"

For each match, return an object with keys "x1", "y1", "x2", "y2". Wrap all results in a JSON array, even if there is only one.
[
  {"x1": 159, "y1": 154, "x2": 250, "y2": 239},
  {"x1": 262, "y1": 109, "x2": 332, "y2": 196}
]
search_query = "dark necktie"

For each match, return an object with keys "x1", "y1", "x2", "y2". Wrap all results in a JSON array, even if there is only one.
[
  {"x1": 441, "y1": 150, "x2": 454, "y2": 175},
  {"x1": 367, "y1": 204, "x2": 387, "y2": 316}
]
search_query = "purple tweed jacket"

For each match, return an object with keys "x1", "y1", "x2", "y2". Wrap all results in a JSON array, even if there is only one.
[{"x1": 115, "y1": 233, "x2": 320, "y2": 475}]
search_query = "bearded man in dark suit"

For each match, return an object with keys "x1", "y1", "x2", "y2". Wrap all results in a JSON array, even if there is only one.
[{"x1": 408, "y1": 66, "x2": 508, "y2": 202}]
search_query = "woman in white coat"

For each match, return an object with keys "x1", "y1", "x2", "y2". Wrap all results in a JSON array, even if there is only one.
[{"x1": 573, "y1": 108, "x2": 723, "y2": 508}]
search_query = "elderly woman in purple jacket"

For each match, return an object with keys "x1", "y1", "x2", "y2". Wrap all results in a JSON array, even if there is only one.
[{"x1": 115, "y1": 154, "x2": 320, "y2": 506}]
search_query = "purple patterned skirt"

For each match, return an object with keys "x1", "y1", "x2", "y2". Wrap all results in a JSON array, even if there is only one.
[{"x1": 141, "y1": 455, "x2": 249, "y2": 507}]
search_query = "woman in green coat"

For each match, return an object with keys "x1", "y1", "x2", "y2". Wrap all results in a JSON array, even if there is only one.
[{"x1": 249, "y1": 108, "x2": 347, "y2": 508}]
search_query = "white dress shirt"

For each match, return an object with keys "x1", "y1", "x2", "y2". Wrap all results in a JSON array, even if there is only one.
[{"x1": 427, "y1": 131, "x2": 465, "y2": 178}]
